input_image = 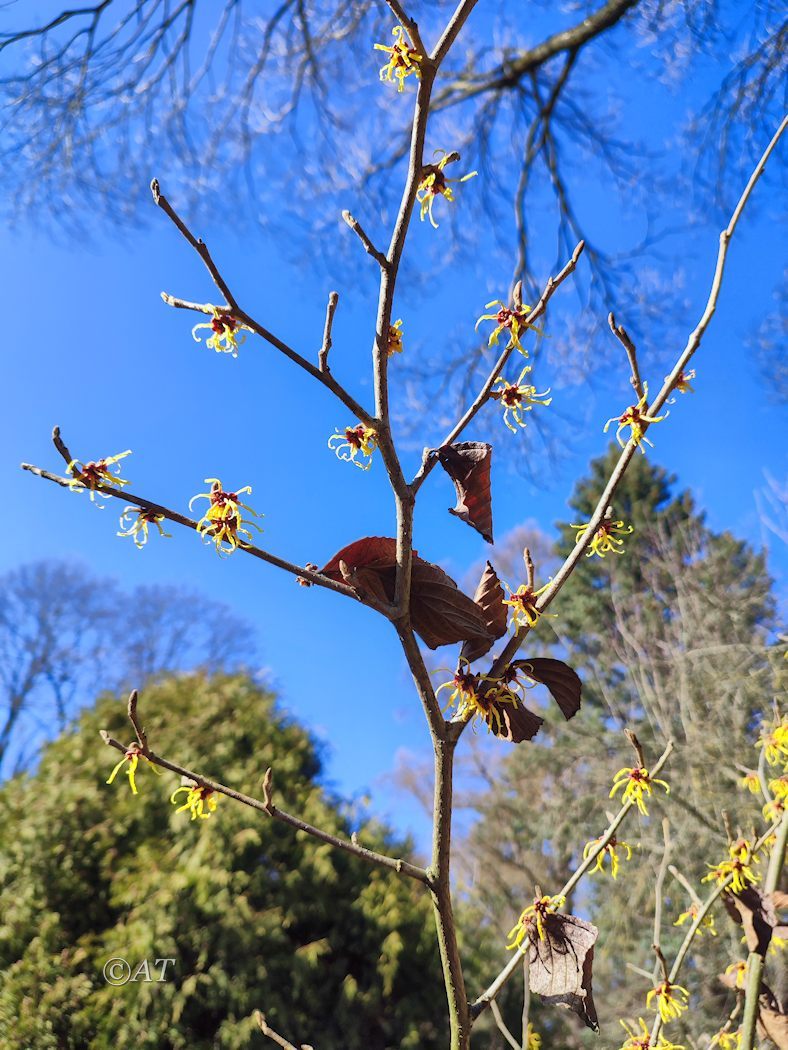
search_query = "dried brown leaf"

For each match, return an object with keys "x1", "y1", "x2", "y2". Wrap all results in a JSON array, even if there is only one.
[
  {"x1": 526, "y1": 912, "x2": 599, "y2": 1031},
  {"x1": 729, "y1": 887, "x2": 777, "y2": 954},
  {"x1": 513, "y1": 658, "x2": 582, "y2": 721},
  {"x1": 461, "y1": 561, "x2": 507, "y2": 663},
  {"x1": 321, "y1": 537, "x2": 492, "y2": 649},
  {"x1": 437, "y1": 441, "x2": 493, "y2": 543},
  {"x1": 493, "y1": 699, "x2": 544, "y2": 743},
  {"x1": 760, "y1": 999, "x2": 788, "y2": 1050}
]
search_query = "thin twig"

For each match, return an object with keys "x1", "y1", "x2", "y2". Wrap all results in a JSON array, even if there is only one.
[
  {"x1": 319, "y1": 291, "x2": 339, "y2": 372},
  {"x1": 341, "y1": 210, "x2": 387, "y2": 268},
  {"x1": 254, "y1": 1011, "x2": 311, "y2": 1050},
  {"x1": 490, "y1": 1001, "x2": 520, "y2": 1050},
  {"x1": 127, "y1": 689, "x2": 146, "y2": 750},
  {"x1": 384, "y1": 0, "x2": 426, "y2": 57},
  {"x1": 99, "y1": 727, "x2": 429, "y2": 884},
  {"x1": 25, "y1": 430, "x2": 395, "y2": 613},
  {"x1": 651, "y1": 819, "x2": 672, "y2": 982},
  {"x1": 608, "y1": 311, "x2": 644, "y2": 400}
]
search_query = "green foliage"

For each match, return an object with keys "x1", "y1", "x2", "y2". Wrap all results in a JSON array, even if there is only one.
[
  {"x1": 459, "y1": 449, "x2": 784, "y2": 1047},
  {"x1": 0, "y1": 674, "x2": 443, "y2": 1050}
]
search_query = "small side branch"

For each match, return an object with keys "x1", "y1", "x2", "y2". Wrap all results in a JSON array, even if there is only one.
[
  {"x1": 411, "y1": 241, "x2": 584, "y2": 492},
  {"x1": 319, "y1": 291, "x2": 339, "y2": 372},
  {"x1": 254, "y1": 1011, "x2": 312, "y2": 1050},
  {"x1": 608, "y1": 311, "x2": 644, "y2": 400},
  {"x1": 153, "y1": 180, "x2": 373, "y2": 425},
  {"x1": 99, "y1": 727, "x2": 429, "y2": 885},
  {"x1": 342, "y1": 210, "x2": 387, "y2": 268},
  {"x1": 151, "y1": 178, "x2": 236, "y2": 310},
  {"x1": 24, "y1": 430, "x2": 392, "y2": 612}
]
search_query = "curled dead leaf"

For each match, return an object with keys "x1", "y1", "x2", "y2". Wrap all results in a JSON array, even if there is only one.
[
  {"x1": 512, "y1": 657, "x2": 582, "y2": 721},
  {"x1": 437, "y1": 441, "x2": 493, "y2": 543},
  {"x1": 461, "y1": 561, "x2": 507, "y2": 663},
  {"x1": 525, "y1": 911, "x2": 599, "y2": 1031}
]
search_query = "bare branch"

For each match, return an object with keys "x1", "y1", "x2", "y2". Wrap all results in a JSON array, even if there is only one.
[
  {"x1": 341, "y1": 210, "x2": 387, "y2": 268},
  {"x1": 608, "y1": 311, "x2": 644, "y2": 400},
  {"x1": 318, "y1": 291, "x2": 339, "y2": 373},
  {"x1": 99, "y1": 723, "x2": 429, "y2": 884},
  {"x1": 254, "y1": 1010, "x2": 312, "y2": 1050}
]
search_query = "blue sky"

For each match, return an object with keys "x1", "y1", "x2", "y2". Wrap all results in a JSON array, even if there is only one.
[{"x1": 2, "y1": 2, "x2": 786, "y2": 852}]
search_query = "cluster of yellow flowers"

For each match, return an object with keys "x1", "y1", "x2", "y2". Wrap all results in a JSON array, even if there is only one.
[
  {"x1": 107, "y1": 745, "x2": 220, "y2": 822},
  {"x1": 328, "y1": 424, "x2": 378, "y2": 469},
  {"x1": 436, "y1": 661, "x2": 524, "y2": 735},
  {"x1": 609, "y1": 765, "x2": 670, "y2": 817},
  {"x1": 68, "y1": 449, "x2": 263, "y2": 557},
  {"x1": 507, "y1": 893, "x2": 566, "y2": 949},
  {"x1": 573, "y1": 518, "x2": 634, "y2": 558},
  {"x1": 619, "y1": 1017, "x2": 684, "y2": 1050},
  {"x1": 189, "y1": 478, "x2": 263, "y2": 556},
  {"x1": 192, "y1": 308, "x2": 250, "y2": 357}
]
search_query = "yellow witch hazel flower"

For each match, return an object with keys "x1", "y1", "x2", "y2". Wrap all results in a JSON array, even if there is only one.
[
  {"x1": 387, "y1": 318, "x2": 404, "y2": 357},
  {"x1": 189, "y1": 478, "x2": 262, "y2": 556},
  {"x1": 436, "y1": 662, "x2": 519, "y2": 735},
  {"x1": 507, "y1": 894, "x2": 566, "y2": 949},
  {"x1": 106, "y1": 743, "x2": 162, "y2": 795},
  {"x1": 609, "y1": 765, "x2": 669, "y2": 816},
  {"x1": 476, "y1": 298, "x2": 541, "y2": 355},
  {"x1": 619, "y1": 1017, "x2": 684, "y2": 1050},
  {"x1": 673, "y1": 901, "x2": 717, "y2": 937},
  {"x1": 416, "y1": 150, "x2": 477, "y2": 228},
  {"x1": 526, "y1": 1024, "x2": 541, "y2": 1050},
  {"x1": 117, "y1": 506, "x2": 172, "y2": 549},
  {"x1": 712, "y1": 1031, "x2": 742, "y2": 1050},
  {"x1": 740, "y1": 770, "x2": 761, "y2": 795},
  {"x1": 702, "y1": 838, "x2": 760, "y2": 894},
  {"x1": 192, "y1": 309, "x2": 250, "y2": 357},
  {"x1": 724, "y1": 960, "x2": 748, "y2": 990},
  {"x1": 646, "y1": 981, "x2": 689, "y2": 1023},
  {"x1": 171, "y1": 782, "x2": 218, "y2": 821},
  {"x1": 769, "y1": 774, "x2": 788, "y2": 800},
  {"x1": 582, "y1": 835, "x2": 633, "y2": 879},
  {"x1": 670, "y1": 368, "x2": 697, "y2": 394},
  {"x1": 374, "y1": 25, "x2": 422, "y2": 91},
  {"x1": 503, "y1": 579, "x2": 553, "y2": 630},
  {"x1": 573, "y1": 518, "x2": 634, "y2": 558},
  {"x1": 763, "y1": 798, "x2": 785, "y2": 823},
  {"x1": 757, "y1": 715, "x2": 788, "y2": 766},
  {"x1": 328, "y1": 424, "x2": 378, "y2": 470},
  {"x1": 67, "y1": 450, "x2": 132, "y2": 503},
  {"x1": 490, "y1": 366, "x2": 552, "y2": 432},
  {"x1": 604, "y1": 384, "x2": 667, "y2": 453}
]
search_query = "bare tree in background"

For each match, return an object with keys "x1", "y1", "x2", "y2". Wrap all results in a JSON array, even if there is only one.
[
  {"x1": 0, "y1": 560, "x2": 256, "y2": 777},
  {"x1": 1, "y1": 2, "x2": 784, "y2": 289}
]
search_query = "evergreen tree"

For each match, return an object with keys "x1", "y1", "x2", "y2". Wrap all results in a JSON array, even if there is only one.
[
  {"x1": 0, "y1": 674, "x2": 443, "y2": 1050},
  {"x1": 458, "y1": 448, "x2": 784, "y2": 1047}
]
